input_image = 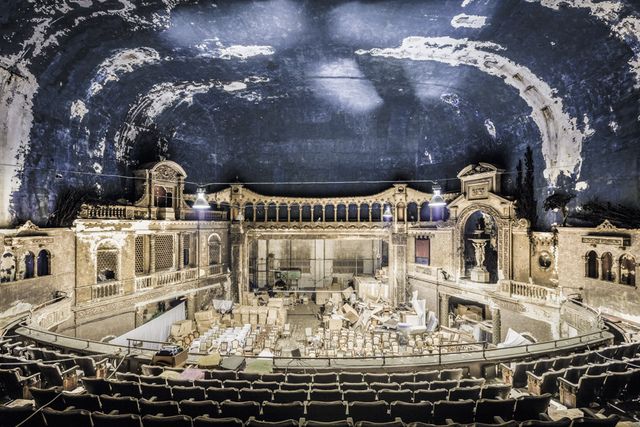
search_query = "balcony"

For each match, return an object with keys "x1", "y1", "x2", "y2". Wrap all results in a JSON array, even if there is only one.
[
  {"x1": 134, "y1": 265, "x2": 226, "y2": 292},
  {"x1": 91, "y1": 281, "x2": 124, "y2": 300},
  {"x1": 497, "y1": 280, "x2": 561, "y2": 305}
]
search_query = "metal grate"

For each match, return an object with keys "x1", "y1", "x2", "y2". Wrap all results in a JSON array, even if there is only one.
[
  {"x1": 97, "y1": 247, "x2": 118, "y2": 282},
  {"x1": 208, "y1": 237, "x2": 220, "y2": 266},
  {"x1": 182, "y1": 233, "x2": 192, "y2": 267},
  {"x1": 135, "y1": 235, "x2": 145, "y2": 274},
  {"x1": 155, "y1": 235, "x2": 174, "y2": 271}
]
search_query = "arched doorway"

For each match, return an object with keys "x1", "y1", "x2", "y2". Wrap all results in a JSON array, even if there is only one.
[{"x1": 463, "y1": 210, "x2": 499, "y2": 283}]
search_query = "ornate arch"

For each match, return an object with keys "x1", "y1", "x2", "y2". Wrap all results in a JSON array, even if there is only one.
[{"x1": 454, "y1": 204, "x2": 513, "y2": 281}]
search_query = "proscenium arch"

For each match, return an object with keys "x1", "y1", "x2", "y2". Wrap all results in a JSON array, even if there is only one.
[{"x1": 454, "y1": 204, "x2": 512, "y2": 281}]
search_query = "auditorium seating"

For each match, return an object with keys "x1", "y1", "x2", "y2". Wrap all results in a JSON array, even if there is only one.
[{"x1": 1, "y1": 338, "x2": 640, "y2": 425}]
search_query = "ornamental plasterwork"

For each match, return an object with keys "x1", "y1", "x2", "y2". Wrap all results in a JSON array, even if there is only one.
[
  {"x1": 154, "y1": 165, "x2": 179, "y2": 182},
  {"x1": 595, "y1": 219, "x2": 619, "y2": 231}
]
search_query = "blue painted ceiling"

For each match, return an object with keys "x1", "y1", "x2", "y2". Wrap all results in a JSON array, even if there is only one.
[{"x1": 1, "y1": 0, "x2": 639, "y2": 227}]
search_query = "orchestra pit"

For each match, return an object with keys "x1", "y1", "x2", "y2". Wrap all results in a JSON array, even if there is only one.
[{"x1": 0, "y1": 1, "x2": 639, "y2": 426}]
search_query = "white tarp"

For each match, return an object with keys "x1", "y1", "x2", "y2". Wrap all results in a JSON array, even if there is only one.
[
  {"x1": 498, "y1": 328, "x2": 533, "y2": 348},
  {"x1": 410, "y1": 290, "x2": 426, "y2": 326},
  {"x1": 110, "y1": 302, "x2": 186, "y2": 350}
]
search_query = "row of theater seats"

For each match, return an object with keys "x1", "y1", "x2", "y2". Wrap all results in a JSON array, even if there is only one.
[
  {"x1": 137, "y1": 367, "x2": 467, "y2": 384},
  {"x1": 0, "y1": 405, "x2": 622, "y2": 427},
  {"x1": 6, "y1": 390, "x2": 621, "y2": 427},
  {"x1": 19, "y1": 388, "x2": 556, "y2": 425},
  {"x1": 0, "y1": 339, "x2": 110, "y2": 400},
  {"x1": 527, "y1": 357, "x2": 640, "y2": 396},
  {"x1": 501, "y1": 341, "x2": 640, "y2": 388},
  {"x1": 78, "y1": 377, "x2": 511, "y2": 403}
]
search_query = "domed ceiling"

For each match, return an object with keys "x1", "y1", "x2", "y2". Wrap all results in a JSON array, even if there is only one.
[{"x1": 1, "y1": 0, "x2": 639, "y2": 228}]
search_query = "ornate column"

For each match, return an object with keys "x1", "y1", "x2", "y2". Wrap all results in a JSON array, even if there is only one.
[
  {"x1": 230, "y1": 224, "x2": 246, "y2": 303},
  {"x1": 357, "y1": 205, "x2": 361, "y2": 223},
  {"x1": 389, "y1": 232, "x2": 408, "y2": 304},
  {"x1": 178, "y1": 233, "x2": 184, "y2": 269},
  {"x1": 368, "y1": 205, "x2": 372, "y2": 222},
  {"x1": 322, "y1": 205, "x2": 326, "y2": 222},
  {"x1": 439, "y1": 294, "x2": 450, "y2": 327},
  {"x1": 149, "y1": 236, "x2": 156, "y2": 273},
  {"x1": 275, "y1": 205, "x2": 279, "y2": 222},
  {"x1": 287, "y1": 205, "x2": 291, "y2": 223},
  {"x1": 491, "y1": 307, "x2": 502, "y2": 345}
]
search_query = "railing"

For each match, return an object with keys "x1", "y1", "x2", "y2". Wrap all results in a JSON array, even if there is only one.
[
  {"x1": 79, "y1": 204, "x2": 228, "y2": 221},
  {"x1": 408, "y1": 263, "x2": 441, "y2": 280},
  {"x1": 183, "y1": 210, "x2": 228, "y2": 221},
  {"x1": 135, "y1": 266, "x2": 225, "y2": 291},
  {"x1": 498, "y1": 280, "x2": 561, "y2": 304},
  {"x1": 91, "y1": 281, "x2": 124, "y2": 300},
  {"x1": 15, "y1": 320, "x2": 613, "y2": 371},
  {"x1": 79, "y1": 204, "x2": 149, "y2": 220},
  {"x1": 206, "y1": 264, "x2": 224, "y2": 276}
]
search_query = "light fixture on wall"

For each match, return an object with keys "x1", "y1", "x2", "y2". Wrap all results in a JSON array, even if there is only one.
[
  {"x1": 382, "y1": 204, "x2": 393, "y2": 221},
  {"x1": 192, "y1": 187, "x2": 210, "y2": 210},
  {"x1": 429, "y1": 183, "x2": 446, "y2": 207}
]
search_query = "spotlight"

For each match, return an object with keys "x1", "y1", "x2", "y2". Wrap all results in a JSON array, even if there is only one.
[
  {"x1": 192, "y1": 187, "x2": 210, "y2": 210},
  {"x1": 430, "y1": 183, "x2": 446, "y2": 207}
]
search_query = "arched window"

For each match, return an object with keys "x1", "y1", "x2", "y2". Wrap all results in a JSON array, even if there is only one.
[
  {"x1": 208, "y1": 235, "x2": 221, "y2": 266},
  {"x1": 23, "y1": 252, "x2": 35, "y2": 279},
  {"x1": 37, "y1": 250, "x2": 51, "y2": 276},
  {"x1": 360, "y1": 204, "x2": 369, "y2": 222},
  {"x1": 620, "y1": 254, "x2": 636, "y2": 286},
  {"x1": 96, "y1": 244, "x2": 118, "y2": 283},
  {"x1": 154, "y1": 185, "x2": 173, "y2": 208},
  {"x1": 585, "y1": 251, "x2": 598, "y2": 279},
  {"x1": 0, "y1": 252, "x2": 16, "y2": 283},
  {"x1": 407, "y1": 203, "x2": 419, "y2": 222},
  {"x1": 244, "y1": 203, "x2": 254, "y2": 222},
  {"x1": 601, "y1": 252, "x2": 614, "y2": 282}
]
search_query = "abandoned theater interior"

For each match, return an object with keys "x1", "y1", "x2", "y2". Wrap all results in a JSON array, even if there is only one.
[{"x1": 1, "y1": 1, "x2": 640, "y2": 426}]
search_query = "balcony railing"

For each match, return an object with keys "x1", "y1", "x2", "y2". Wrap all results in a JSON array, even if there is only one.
[
  {"x1": 92, "y1": 281, "x2": 124, "y2": 300},
  {"x1": 135, "y1": 265, "x2": 226, "y2": 291},
  {"x1": 498, "y1": 280, "x2": 561, "y2": 304},
  {"x1": 206, "y1": 264, "x2": 224, "y2": 276},
  {"x1": 79, "y1": 204, "x2": 228, "y2": 221},
  {"x1": 408, "y1": 263, "x2": 441, "y2": 280}
]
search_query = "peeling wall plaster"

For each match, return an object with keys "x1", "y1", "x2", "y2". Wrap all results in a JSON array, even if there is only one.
[
  {"x1": 357, "y1": 37, "x2": 594, "y2": 186},
  {"x1": 89, "y1": 47, "x2": 161, "y2": 96},
  {"x1": 450, "y1": 14, "x2": 487, "y2": 28},
  {"x1": 527, "y1": 0, "x2": 640, "y2": 88}
]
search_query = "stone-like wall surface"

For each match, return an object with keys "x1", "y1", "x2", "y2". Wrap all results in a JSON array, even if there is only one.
[{"x1": 557, "y1": 226, "x2": 640, "y2": 323}]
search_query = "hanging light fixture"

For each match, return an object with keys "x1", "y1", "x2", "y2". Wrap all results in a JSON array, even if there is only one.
[
  {"x1": 382, "y1": 204, "x2": 393, "y2": 221},
  {"x1": 430, "y1": 183, "x2": 446, "y2": 207},
  {"x1": 192, "y1": 187, "x2": 210, "y2": 210}
]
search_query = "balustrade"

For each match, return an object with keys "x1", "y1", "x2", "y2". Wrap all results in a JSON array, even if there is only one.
[
  {"x1": 499, "y1": 280, "x2": 561, "y2": 303},
  {"x1": 91, "y1": 281, "x2": 124, "y2": 299}
]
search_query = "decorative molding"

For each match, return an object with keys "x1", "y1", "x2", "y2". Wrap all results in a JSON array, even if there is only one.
[{"x1": 595, "y1": 220, "x2": 618, "y2": 231}]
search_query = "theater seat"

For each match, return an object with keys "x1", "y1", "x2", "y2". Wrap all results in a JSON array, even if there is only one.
[
  {"x1": 348, "y1": 401, "x2": 390, "y2": 423},
  {"x1": 306, "y1": 401, "x2": 347, "y2": 422},
  {"x1": 262, "y1": 402, "x2": 304, "y2": 421},
  {"x1": 179, "y1": 399, "x2": 219, "y2": 418},
  {"x1": 246, "y1": 419, "x2": 299, "y2": 427},
  {"x1": 100, "y1": 394, "x2": 140, "y2": 415},
  {"x1": 390, "y1": 401, "x2": 432, "y2": 423},
  {"x1": 194, "y1": 416, "x2": 244, "y2": 426},
  {"x1": 141, "y1": 414, "x2": 192, "y2": 427},
  {"x1": 262, "y1": 401, "x2": 304, "y2": 422},
  {"x1": 432, "y1": 399, "x2": 475, "y2": 424},
  {"x1": 139, "y1": 399, "x2": 180, "y2": 416},
  {"x1": 220, "y1": 400, "x2": 260, "y2": 421},
  {"x1": 474, "y1": 398, "x2": 516, "y2": 423},
  {"x1": 42, "y1": 407, "x2": 92, "y2": 427},
  {"x1": 513, "y1": 394, "x2": 551, "y2": 421},
  {"x1": 92, "y1": 412, "x2": 142, "y2": 427}
]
